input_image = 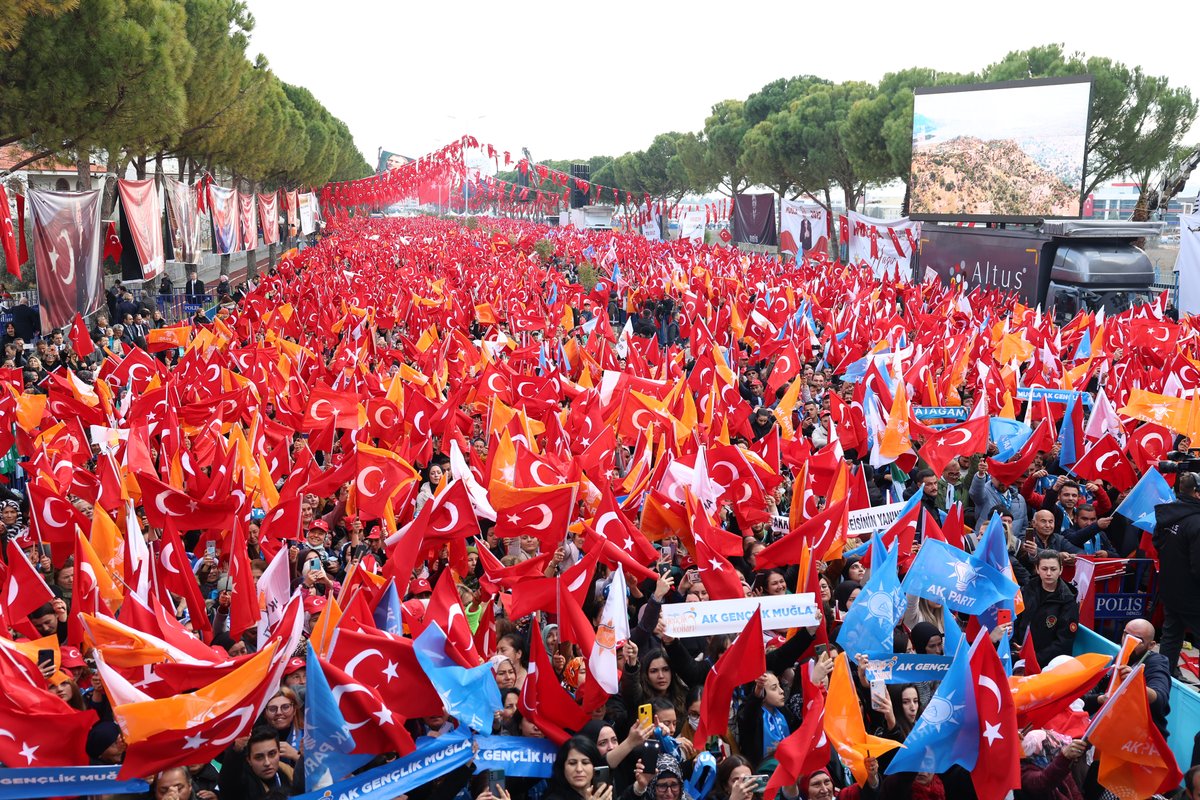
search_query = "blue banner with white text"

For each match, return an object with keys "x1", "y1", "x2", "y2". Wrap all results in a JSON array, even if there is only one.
[
  {"x1": 294, "y1": 729, "x2": 474, "y2": 800},
  {"x1": 473, "y1": 735, "x2": 558, "y2": 778},
  {"x1": 861, "y1": 653, "x2": 955, "y2": 683},
  {"x1": 0, "y1": 766, "x2": 148, "y2": 799}
]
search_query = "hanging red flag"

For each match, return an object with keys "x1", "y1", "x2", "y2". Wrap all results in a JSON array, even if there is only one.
[{"x1": 103, "y1": 220, "x2": 122, "y2": 263}]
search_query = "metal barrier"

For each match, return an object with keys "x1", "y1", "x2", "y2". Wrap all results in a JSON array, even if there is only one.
[
  {"x1": 155, "y1": 293, "x2": 215, "y2": 323},
  {"x1": 1086, "y1": 557, "x2": 1159, "y2": 643}
]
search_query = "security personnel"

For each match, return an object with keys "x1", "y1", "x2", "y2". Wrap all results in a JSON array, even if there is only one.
[{"x1": 1015, "y1": 549, "x2": 1079, "y2": 666}]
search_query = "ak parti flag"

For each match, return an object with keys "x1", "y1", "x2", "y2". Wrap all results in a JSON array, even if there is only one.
[
  {"x1": 1010, "y1": 652, "x2": 1111, "y2": 728},
  {"x1": 878, "y1": 376, "x2": 911, "y2": 461},
  {"x1": 1088, "y1": 663, "x2": 1182, "y2": 800},
  {"x1": 824, "y1": 652, "x2": 901, "y2": 784},
  {"x1": 694, "y1": 608, "x2": 765, "y2": 743}
]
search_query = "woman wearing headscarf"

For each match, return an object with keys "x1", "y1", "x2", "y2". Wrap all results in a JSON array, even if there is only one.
[
  {"x1": 1018, "y1": 730, "x2": 1088, "y2": 800},
  {"x1": 906, "y1": 622, "x2": 945, "y2": 707},
  {"x1": 617, "y1": 753, "x2": 694, "y2": 800}
]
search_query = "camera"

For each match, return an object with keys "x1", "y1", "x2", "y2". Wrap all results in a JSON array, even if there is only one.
[{"x1": 1157, "y1": 449, "x2": 1200, "y2": 474}]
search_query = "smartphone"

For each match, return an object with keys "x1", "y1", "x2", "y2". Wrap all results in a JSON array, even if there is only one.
[
  {"x1": 37, "y1": 648, "x2": 54, "y2": 666},
  {"x1": 306, "y1": 558, "x2": 319, "y2": 573},
  {"x1": 486, "y1": 769, "x2": 505, "y2": 797},
  {"x1": 996, "y1": 609, "x2": 1013, "y2": 626},
  {"x1": 206, "y1": 540, "x2": 217, "y2": 558},
  {"x1": 814, "y1": 644, "x2": 828, "y2": 659},
  {"x1": 1024, "y1": 526, "x2": 1035, "y2": 542},
  {"x1": 352, "y1": 544, "x2": 368, "y2": 559},
  {"x1": 593, "y1": 766, "x2": 612, "y2": 789},
  {"x1": 869, "y1": 677, "x2": 889, "y2": 713},
  {"x1": 638, "y1": 703, "x2": 653, "y2": 729}
]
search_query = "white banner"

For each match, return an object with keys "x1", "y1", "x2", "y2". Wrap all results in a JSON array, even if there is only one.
[
  {"x1": 298, "y1": 192, "x2": 317, "y2": 235},
  {"x1": 847, "y1": 211, "x2": 919, "y2": 280},
  {"x1": 660, "y1": 593, "x2": 819, "y2": 638},
  {"x1": 641, "y1": 221, "x2": 661, "y2": 242},
  {"x1": 847, "y1": 500, "x2": 909, "y2": 537},
  {"x1": 1176, "y1": 212, "x2": 1200, "y2": 316},
  {"x1": 780, "y1": 200, "x2": 828, "y2": 256},
  {"x1": 680, "y1": 210, "x2": 705, "y2": 243}
]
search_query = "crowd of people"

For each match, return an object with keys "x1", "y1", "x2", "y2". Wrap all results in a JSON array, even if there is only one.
[{"x1": 2, "y1": 214, "x2": 1200, "y2": 800}]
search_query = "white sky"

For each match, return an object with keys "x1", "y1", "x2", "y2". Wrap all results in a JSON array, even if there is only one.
[{"x1": 248, "y1": 0, "x2": 1198, "y2": 170}]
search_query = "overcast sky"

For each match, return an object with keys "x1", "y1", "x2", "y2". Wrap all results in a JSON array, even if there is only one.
[{"x1": 249, "y1": 0, "x2": 1197, "y2": 171}]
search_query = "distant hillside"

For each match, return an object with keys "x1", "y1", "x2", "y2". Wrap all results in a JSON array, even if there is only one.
[{"x1": 911, "y1": 136, "x2": 1080, "y2": 217}]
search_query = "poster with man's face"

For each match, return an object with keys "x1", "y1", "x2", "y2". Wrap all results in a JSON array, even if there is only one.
[{"x1": 377, "y1": 150, "x2": 414, "y2": 174}]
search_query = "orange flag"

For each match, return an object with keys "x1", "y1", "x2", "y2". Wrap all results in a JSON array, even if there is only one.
[
  {"x1": 824, "y1": 653, "x2": 901, "y2": 783},
  {"x1": 1088, "y1": 664, "x2": 1182, "y2": 799},
  {"x1": 878, "y1": 377, "x2": 911, "y2": 460},
  {"x1": 1010, "y1": 652, "x2": 1111, "y2": 728}
]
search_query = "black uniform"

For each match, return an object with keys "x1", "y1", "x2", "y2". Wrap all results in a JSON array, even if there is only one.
[
  {"x1": 1015, "y1": 577, "x2": 1079, "y2": 667},
  {"x1": 1152, "y1": 496, "x2": 1200, "y2": 672}
]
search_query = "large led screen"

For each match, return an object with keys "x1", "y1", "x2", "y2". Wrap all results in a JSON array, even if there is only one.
[{"x1": 909, "y1": 76, "x2": 1092, "y2": 222}]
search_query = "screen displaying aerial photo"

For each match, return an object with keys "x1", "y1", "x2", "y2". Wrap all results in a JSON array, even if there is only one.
[{"x1": 909, "y1": 78, "x2": 1092, "y2": 220}]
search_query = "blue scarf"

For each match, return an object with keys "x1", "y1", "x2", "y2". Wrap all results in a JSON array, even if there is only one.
[{"x1": 762, "y1": 705, "x2": 789, "y2": 755}]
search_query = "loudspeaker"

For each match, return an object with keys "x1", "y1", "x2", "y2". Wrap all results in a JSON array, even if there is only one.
[{"x1": 570, "y1": 163, "x2": 590, "y2": 209}]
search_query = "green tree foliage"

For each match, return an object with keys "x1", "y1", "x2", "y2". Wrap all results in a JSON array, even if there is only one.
[
  {"x1": 0, "y1": 0, "x2": 78, "y2": 52},
  {"x1": 676, "y1": 100, "x2": 752, "y2": 197},
  {"x1": 742, "y1": 76, "x2": 831, "y2": 202}
]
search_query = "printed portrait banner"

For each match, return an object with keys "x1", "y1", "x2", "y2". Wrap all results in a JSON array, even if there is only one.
[
  {"x1": 239, "y1": 191, "x2": 257, "y2": 251},
  {"x1": 116, "y1": 178, "x2": 165, "y2": 282},
  {"x1": 163, "y1": 178, "x2": 201, "y2": 264},
  {"x1": 863, "y1": 653, "x2": 955, "y2": 684},
  {"x1": 780, "y1": 199, "x2": 828, "y2": 256},
  {"x1": 733, "y1": 193, "x2": 777, "y2": 246},
  {"x1": 847, "y1": 211, "x2": 919, "y2": 280},
  {"x1": 208, "y1": 185, "x2": 240, "y2": 255},
  {"x1": 377, "y1": 149, "x2": 414, "y2": 174},
  {"x1": 258, "y1": 193, "x2": 280, "y2": 246},
  {"x1": 0, "y1": 766, "x2": 148, "y2": 799},
  {"x1": 472, "y1": 736, "x2": 557, "y2": 778},
  {"x1": 1175, "y1": 212, "x2": 1200, "y2": 316},
  {"x1": 299, "y1": 193, "x2": 318, "y2": 235},
  {"x1": 680, "y1": 209, "x2": 705, "y2": 243},
  {"x1": 913, "y1": 405, "x2": 969, "y2": 421},
  {"x1": 286, "y1": 190, "x2": 299, "y2": 236},
  {"x1": 846, "y1": 500, "x2": 909, "y2": 538},
  {"x1": 294, "y1": 729, "x2": 473, "y2": 800},
  {"x1": 661, "y1": 593, "x2": 818, "y2": 638},
  {"x1": 27, "y1": 188, "x2": 104, "y2": 331}
]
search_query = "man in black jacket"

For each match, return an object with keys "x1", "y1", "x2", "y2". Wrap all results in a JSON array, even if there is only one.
[
  {"x1": 1152, "y1": 471, "x2": 1200, "y2": 676},
  {"x1": 1014, "y1": 550, "x2": 1079, "y2": 666},
  {"x1": 1084, "y1": 618, "x2": 1171, "y2": 735}
]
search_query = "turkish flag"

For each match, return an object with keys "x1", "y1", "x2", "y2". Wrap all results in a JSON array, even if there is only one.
[
  {"x1": 756, "y1": 500, "x2": 848, "y2": 571},
  {"x1": 475, "y1": 542, "x2": 552, "y2": 594},
  {"x1": 0, "y1": 649, "x2": 96, "y2": 767},
  {"x1": 326, "y1": 628, "x2": 444, "y2": 719},
  {"x1": 519, "y1": 617, "x2": 590, "y2": 744},
  {"x1": 103, "y1": 220, "x2": 122, "y2": 262},
  {"x1": 157, "y1": 523, "x2": 212, "y2": 635},
  {"x1": 135, "y1": 472, "x2": 234, "y2": 530},
  {"x1": 3, "y1": 540, "x2": 53, "y2": 621},
  {"x1": 226, "y1": 519, "x2": 258, "y2": 640},
  {"x1": 918, "y1": 415, "x2": 988, "y2": 475},
  {"x1": 970, "y1": 635, "x2": 1022, "y2": 800},
  {"x1": 695, "y1": 609, "x2": 765, "y2": 742},
  {"x1": 763, "y1": 677, "x2": 829, "y2": 800},
  {"x1": 419, "y1": 479, "x2": 480, "y2": 542},
  {"x1": 588, "y1": 486, "x2": 658, "y2": 563},
  {"x1": 411, "y1": 570, "x2": 481, "y2": 667},
  {"x1": 1128, "y1": 422, "x2": 1172, "y2": 473},
  {"x1": 690, "y1": 497, "x2": 745, "y2": 602},
  {"x1": 492, "y1": 483, "x2": 576, "y2": 548},
  {"x1": 508, "y1": 547, "x2": 598, "y2": 620},
  {"x1": 1070, "y1": 433, "x2": 1138, "y2": 492},
  {"x1": 69, "y1": 312, "x2": 95, "y2": 357},
  {"x1": 301, "y1": 382, "x2": 362, "y2": 431},
  {"x1": 314, "y1": 656, "x2": 416, "y2": 756},
  {"x1": 0, "y1": 185, "x2": 19, "y2": 277},
  {"x1": 355, "y1": 444, "x2": 417, "y2": 522}
]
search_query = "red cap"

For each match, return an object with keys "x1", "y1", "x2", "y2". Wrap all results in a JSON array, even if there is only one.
[
  {"x1": 284, "y1": 657, "x2": 306, "y2": 676},
  {"x1": 60, "y1": 646, "x2": 85, "y2": 669},
  {"x1": 303, "y1": 594, "x2": 327, "y2": 614},
  {"x1": 408, "y1": 577, "x2": 432, "y2": 596},
  {"x1": 366, "y1": 528, "x2": 381, "y2": 540},
  {"x1": 309, "y1": 519, "x2": 330, "y2": 532}
]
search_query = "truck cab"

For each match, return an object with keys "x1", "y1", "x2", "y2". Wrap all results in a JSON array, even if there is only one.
[{"x1": 917, "y1": 220, "x2": 1163, "y2": 320}]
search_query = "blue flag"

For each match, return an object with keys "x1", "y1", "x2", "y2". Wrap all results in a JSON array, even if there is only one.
[
  {"x1": 975, "y1": 513, "x2": 1018, "y2": 629},
  {"x1": 836, "y1": 534, "x2": 903, "y2": 657},
  {"x1": 997, "y1": 628, "x2": 1013, "y2": 677},
  {"x1": 1057, "y1": 396, "x2": 1082, "y2": 467},
  {"x1": 372, "y1": 580, "x2": 403, "y2": 635},
  {"x1": 885, "y1": 637, "x2": 979, "y2": 775},
  {"x1": 412, "y1": 622, "x2": 502, "y2": 733},
  {"x1": 942, "y1": 603, "x2": 965, "y2": 656},
  {"x1": 1073, "y1": 328, "x2": 1092, "y2": 360},
  {"x1": 900, "y1": 538, "x2": 1018, "y2": 616},
  {"x1": 303, "y1": 645, "x2": 372, "y2": 790},
  {"x1": 990, "y1": 417, "x2": 1033, "y2": 460},
  {"x1": 1115, "y1": 467, "x2": 1174, "y2": 532}
]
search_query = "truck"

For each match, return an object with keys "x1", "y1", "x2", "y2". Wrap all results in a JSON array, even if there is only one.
[{"x1": 916, "y1": 220, "x2": 1165, "y2": 320}]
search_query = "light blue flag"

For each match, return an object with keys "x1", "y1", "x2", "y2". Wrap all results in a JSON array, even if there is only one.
[
  {"x1": 885, "y1": 636, "x2": 980, "y2": 775},
  {"x1": 1115, "y1": 467, "x2": 1175, "y2": 532},
  {"x1": 1073, "y1": 328, "x2": 1092, "y2": 360},
  {"x1": 372, "y1": 580, "x2": 403, "y2": 635},
  {"x1": 900, "y1": 537, "x2": 1018, "y2": 616},
  {"x1": 942, "y1": 602, "x2": 965, "y2": 656},
  {"x1": 836, "y1": 534, "x2": 903, "y2": 657},
  {"x1": 990, "y1": 417, "x2": 1033, "y2": 460},
  {"x1": 975, "y1": 513, "x2": 1018, "y2": 629},
  {"x1": 998, "y1": 628, "x2": 1013, "y2": 677},
  {"x1": 412, "y1": 622, "x2": 502, "y2": 733},
  {"x1": 303, "y1": 644, "x2": 372, "y2": 791}
]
